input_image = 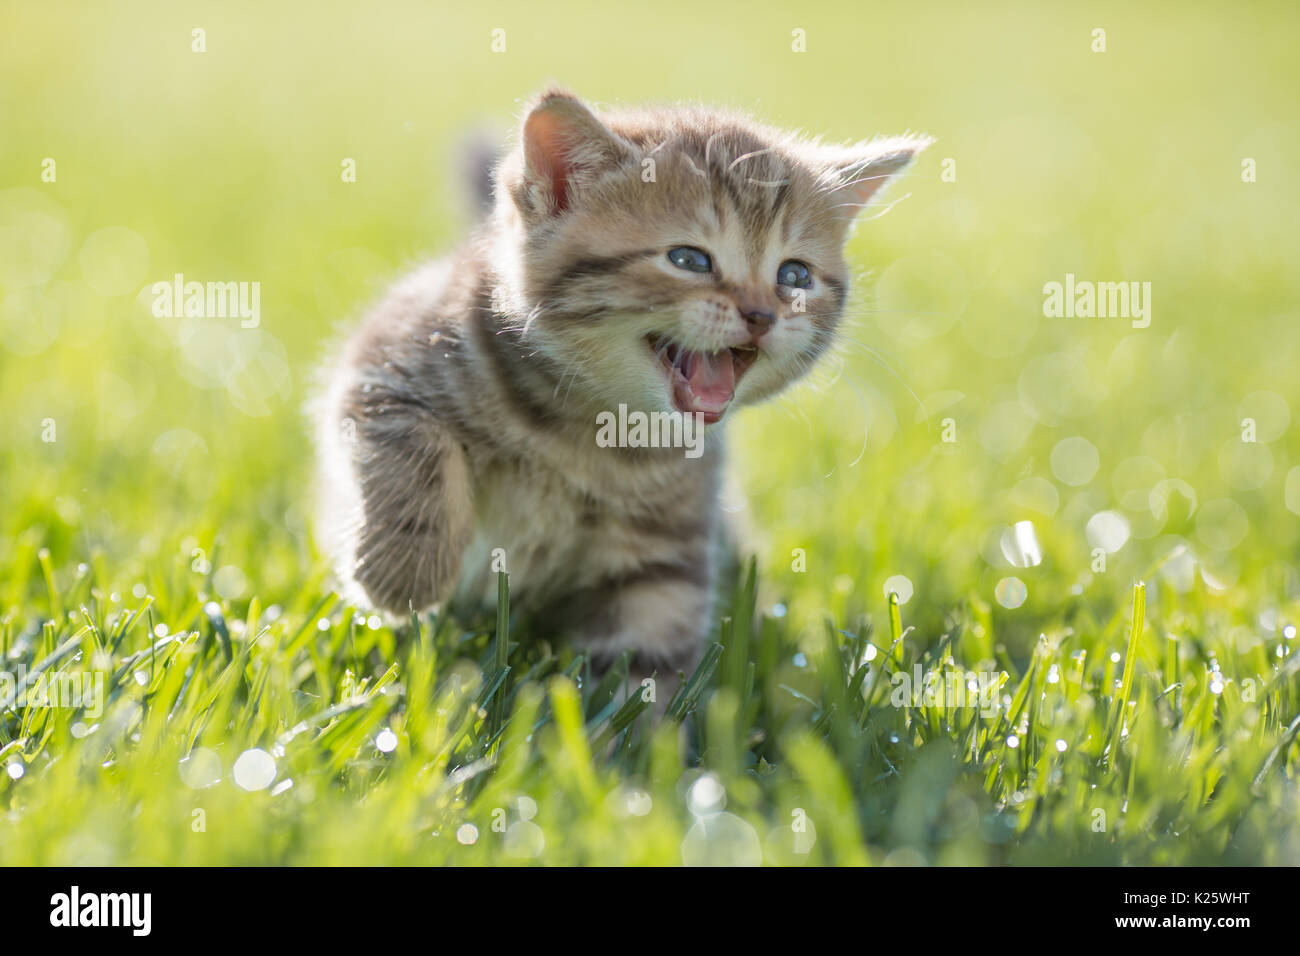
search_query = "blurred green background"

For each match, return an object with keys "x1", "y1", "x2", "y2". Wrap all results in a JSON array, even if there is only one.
[
  {"x1": 5, "y1": 0, "x2": 1298, "y2": 632},
  {"x1": 1, "y1": 0, "x2": 1298, "y2": 864}
]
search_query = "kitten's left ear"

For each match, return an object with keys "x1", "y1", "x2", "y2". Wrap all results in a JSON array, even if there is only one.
[
  {"x1": 817, "y1": 133, "x2": 933, "y2": 219},
  {"x1": 520, "y1": 90, "x2": 635, "y2": 217}
]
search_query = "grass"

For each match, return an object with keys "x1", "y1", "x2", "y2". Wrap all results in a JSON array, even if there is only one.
[
  {"x1": 1, "y1": 553, "x2": 1296, "y2": 865},
  {"x1": 2, "y1": 0, "x2": 1300, "y2": 865}
]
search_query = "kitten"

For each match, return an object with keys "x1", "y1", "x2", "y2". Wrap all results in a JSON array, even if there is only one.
[{"x1": 314, "y1": 89, "x2": 928, "y2": 697}]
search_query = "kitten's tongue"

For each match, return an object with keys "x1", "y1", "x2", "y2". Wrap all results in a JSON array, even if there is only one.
[{"x1": 674, "y1": 349, "x2": 736, "y2": 423}]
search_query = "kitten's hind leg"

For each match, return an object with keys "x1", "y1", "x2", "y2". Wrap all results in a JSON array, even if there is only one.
[
  {"x1": 321, "y1": 390, "x2": 474, "y2": 615},
  {"x1": 560, "y1": 572, "x2": 714, "y2": 718}
]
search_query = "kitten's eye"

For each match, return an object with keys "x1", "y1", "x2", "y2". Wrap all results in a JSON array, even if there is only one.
[
  {"x1": 667, "y1": 246, "x2": 713, "y2": 274},
  {"x1": 776, "y1": 260, "x2": 813, "y2": 289}
]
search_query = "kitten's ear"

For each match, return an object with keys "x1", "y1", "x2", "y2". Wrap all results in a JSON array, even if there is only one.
[
  {"x1": 520, "y1": 90, "x2": 634, "y2": 216},
  {"x1": 816, "y1": 134, "x2": 933, "y2": 219}
]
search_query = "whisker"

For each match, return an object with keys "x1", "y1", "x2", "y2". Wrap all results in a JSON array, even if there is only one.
[
  {"x1": 682, "y1": 154, "x2": 708, "y2": 179},
  {"x1": 832, "y1": 191, "x2": 914, "y2": 221},
  {"x1": 727, "y1": 146, "x2": 777, "y2": 171},
  {"x1": 704, "y1": 132, "x2": 721, "y2": 168}
]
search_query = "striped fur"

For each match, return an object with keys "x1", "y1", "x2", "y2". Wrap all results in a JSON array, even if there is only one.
[{"x1": 313, "y1": 90, "x2": 929, "y2": 690}]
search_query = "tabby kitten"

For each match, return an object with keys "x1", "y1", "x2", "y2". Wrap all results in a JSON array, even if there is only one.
[{"x1": 314, "y1": 90, "x2": 928, "y2": 693}]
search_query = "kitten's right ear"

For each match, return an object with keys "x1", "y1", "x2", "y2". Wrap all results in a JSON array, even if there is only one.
[{"x1": 520, "y1": 91, "x2": 634, "y2": 216}]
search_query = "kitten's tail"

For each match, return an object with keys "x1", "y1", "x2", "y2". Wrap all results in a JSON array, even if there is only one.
[{"x1": 456, "y1": 126, "x2": 503, "y2": 222}]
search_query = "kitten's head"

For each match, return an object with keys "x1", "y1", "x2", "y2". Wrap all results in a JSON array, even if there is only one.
[{"x1": 491, "y1": 90, "x2": 930, "y2": 425}]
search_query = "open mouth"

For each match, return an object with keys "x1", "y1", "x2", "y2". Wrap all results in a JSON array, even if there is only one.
[{"x1": 646, "y1": 335, "x2": 759, "y2": 424}]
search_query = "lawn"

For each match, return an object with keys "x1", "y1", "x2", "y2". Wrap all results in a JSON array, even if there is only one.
[{"x1": 1, "y1": 0, "x2": 1298, "y2": 865}]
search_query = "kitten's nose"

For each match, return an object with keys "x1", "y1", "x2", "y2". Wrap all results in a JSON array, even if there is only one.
[{"x1": 740, "y1": 307, "x2": 776, "y2": 338}]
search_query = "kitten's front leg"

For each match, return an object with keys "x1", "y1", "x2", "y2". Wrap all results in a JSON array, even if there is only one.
[{"x1": 327, "y1": 385, "x2": 474, "y2": 614}]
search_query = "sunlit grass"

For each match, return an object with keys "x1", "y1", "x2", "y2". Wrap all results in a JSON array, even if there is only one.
[{"x1": 1, "y1": 550, "x2": 1297, "y2": 865}]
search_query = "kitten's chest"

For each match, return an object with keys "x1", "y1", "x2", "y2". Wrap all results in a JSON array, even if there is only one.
[
  {"x1": 457, "y1": 463, "x2": 582, "y2": 600},
  {"x1": 451, "y1": 448, "x2": 713, "y2": 611}
]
